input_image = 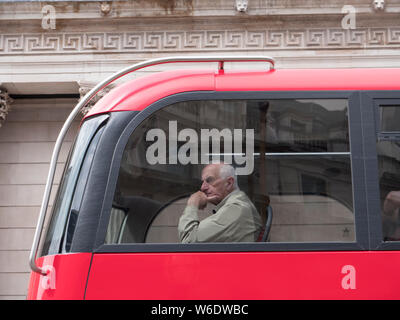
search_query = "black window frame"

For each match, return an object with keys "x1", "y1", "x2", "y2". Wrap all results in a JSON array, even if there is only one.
[
  {"x1": 363, "y1": 92, "x2": 400, "y2": 250},
  {"x1": 92, "y1": 90, "x2": 371, "y2": 253}
]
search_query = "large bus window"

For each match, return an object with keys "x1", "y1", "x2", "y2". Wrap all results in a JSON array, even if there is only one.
[
  {"x1": 378, "y1": 104, "x2": 400, "y2": 241},
  {"x1": 106, "y1": 99, "x2": 354, "y2": 244},
  {"x1": 40, "y1": 114, "x2": 109, "y2": 257}
]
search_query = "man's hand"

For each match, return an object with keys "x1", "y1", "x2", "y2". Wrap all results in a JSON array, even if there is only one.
[{"x1": 188, "y1": 191, "x2": 218, "y2": 210}]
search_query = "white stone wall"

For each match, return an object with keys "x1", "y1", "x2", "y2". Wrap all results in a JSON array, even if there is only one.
[{"x1": 0, "y1": 98, "x2": 78, "y2": 299}]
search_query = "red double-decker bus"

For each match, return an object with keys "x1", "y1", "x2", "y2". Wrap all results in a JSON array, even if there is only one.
[{"x1": 27, "y1": 57, "x2": 400, "y2": 299}]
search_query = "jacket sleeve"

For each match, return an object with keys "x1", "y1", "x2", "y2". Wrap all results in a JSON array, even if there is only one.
[{"x1": 178, "y1": 203, "x2": 244, "y2": 243}]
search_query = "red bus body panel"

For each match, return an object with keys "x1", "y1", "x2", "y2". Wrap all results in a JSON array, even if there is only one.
[
  {"x1": 86, "y1": 68, "x2": 400, "y2": 118},
  {"x1": 27, "y1": 253, "x2": 92, "y2": 300},
  {"x1": 87, "y1": 70, "x2": 215, "y2": 117},
  {"x1": 85, "y1": 251, "x2": 400, "y2": 300}
]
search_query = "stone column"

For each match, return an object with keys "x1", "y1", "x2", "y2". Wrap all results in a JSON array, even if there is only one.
[
  {"x1": 0, "y1": 88, "x2": 13, "y2": 128},
  {"x1": 78, "y1": 81, "x2": 115, "y2": 116}
]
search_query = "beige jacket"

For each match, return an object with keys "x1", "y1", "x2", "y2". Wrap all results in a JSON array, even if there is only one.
[{"x1": 178, "y1": 190, "x2": 262, "y2": 243}]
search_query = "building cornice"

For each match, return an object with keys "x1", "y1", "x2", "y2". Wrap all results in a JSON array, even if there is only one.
[
  {"x1": 1, "y1": 27, "x2": 399, "y2": 55},
  {"x1": 0, "y1": 0, "x2": 399, "y2": 20},
  {"x1": 1, "y1": 0, "x2": 400, "y2": 86}
]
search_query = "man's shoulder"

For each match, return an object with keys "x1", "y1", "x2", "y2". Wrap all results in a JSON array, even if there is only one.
[{"x1": 225, "y1": 191, "x2": 253, "y2": 209}]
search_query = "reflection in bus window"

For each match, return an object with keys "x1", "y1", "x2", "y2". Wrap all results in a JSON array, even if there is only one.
[
  {"x1": 380, "y1": 106, "x2": 400, "y2": 132},
  {"x1": 379, "y1": 140, "x2": 400, "y2": 241},
  {"x1": 105, "y1": 99, "x2": 355, "y2": 244}
]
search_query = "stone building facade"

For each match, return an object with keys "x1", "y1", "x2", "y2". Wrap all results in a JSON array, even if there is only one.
[{"x1": 0, "y1": 0, "x2": 400, "y2": 299}]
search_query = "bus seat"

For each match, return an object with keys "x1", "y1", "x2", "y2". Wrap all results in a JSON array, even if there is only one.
[
  {"x1": 258, "y1": 205, "x2": 273, "y2": 242},
  {"x1": 113, "y1": 196, "x2": 162, "y2": 243}
]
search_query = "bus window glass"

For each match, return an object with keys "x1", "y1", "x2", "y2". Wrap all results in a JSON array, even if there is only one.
[
  {"x1": 61, "y1": 125, "x2": 105, "y2": 253},
  {"x1": 40, "y1": 115, "x2": 108, "y2": 257},
  {"x1": 378, "y1": 105, "x2": 400, "y2": 241},
  {"x1": 106, "y1": 99, "x2": 355, "y2": 244},
  {"x1": 380, "y1": 106, "x2": 400, "y2": 132}
]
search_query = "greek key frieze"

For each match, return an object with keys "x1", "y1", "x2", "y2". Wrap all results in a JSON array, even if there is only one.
[
  {"x1": 388, "y1": 28, "x2": 400, "y2": 45},
  {"x1": 0, "y1": 28, "x2": 399, "y2": 54}
]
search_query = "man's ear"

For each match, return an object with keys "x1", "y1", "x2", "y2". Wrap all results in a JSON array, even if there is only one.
[{"x1": 226, "y1": 177, "x2": 234, "y2": 190}]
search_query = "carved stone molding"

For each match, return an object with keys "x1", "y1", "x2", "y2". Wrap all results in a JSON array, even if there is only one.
[
  {"x1": 0, "y1": 88, "x2": 12, "y2": 128},
  {"x1": 78, "y1": 80, "x2": 115, "y2": 116},
  {"x1": 1, "y1": 0, "x2": 399, "y2": 21},
  {"x1": 1, "y1": 27, "x2": 400, "y2": 55}
]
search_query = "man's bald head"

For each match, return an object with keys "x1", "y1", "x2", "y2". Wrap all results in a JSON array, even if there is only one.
[{"x1": 200, "y1": 163, "x2": 238, "y2": 205}]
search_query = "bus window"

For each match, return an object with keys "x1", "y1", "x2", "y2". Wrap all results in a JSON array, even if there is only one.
[
  {"x1": 40, "y1": 114, "x2": 109, "y2": 256},
  {"x1": 378, "y1": 104, "x2": 400, "y2": 241},
  {"x1": 105, "y1": 99, "x2": 355, "y2": 244}
]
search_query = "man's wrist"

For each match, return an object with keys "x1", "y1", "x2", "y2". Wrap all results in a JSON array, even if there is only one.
[
  {"x1": 188, "y1": 193, "x2": 202, "y2": 207},
  {"x1": 187, "y1": 199, "x2": 200, "y2": 207}
]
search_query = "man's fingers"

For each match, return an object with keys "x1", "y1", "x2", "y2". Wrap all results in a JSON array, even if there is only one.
[
  {"x1": 206, "y1": 195, "x2": 218, "y2": 202},
  {"x1": 188, "y1": 191, "x2": 209, "y2": 207}
]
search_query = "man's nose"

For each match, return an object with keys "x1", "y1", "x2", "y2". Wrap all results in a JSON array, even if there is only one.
[{"x1": 201, "y1": 181, "x2": 208, "y2": 192}]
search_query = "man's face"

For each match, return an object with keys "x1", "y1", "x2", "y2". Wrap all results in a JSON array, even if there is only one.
[{"x1": 200, "y1": 164, "x2": 229, "y2": 205}]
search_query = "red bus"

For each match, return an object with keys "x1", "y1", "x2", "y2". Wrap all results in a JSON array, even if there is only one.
[{"x1": 27, "y1": 56, "x2": 400, "y2": 299}]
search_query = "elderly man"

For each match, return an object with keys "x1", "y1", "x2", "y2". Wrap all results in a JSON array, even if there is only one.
[{"x1": 178, "y1": 163, "x2": 262, "y2": 243}]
